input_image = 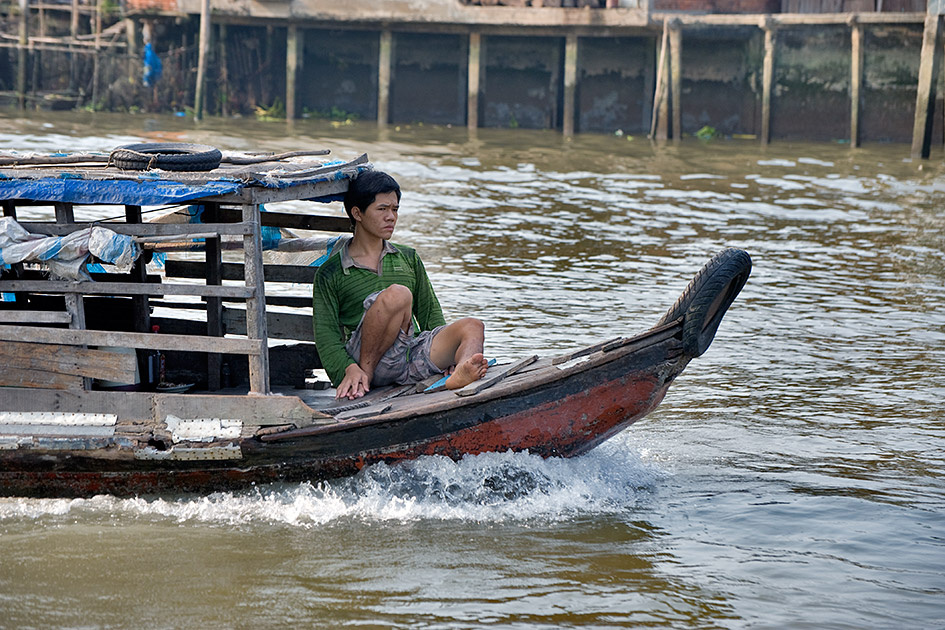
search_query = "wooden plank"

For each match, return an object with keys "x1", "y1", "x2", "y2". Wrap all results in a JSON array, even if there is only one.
[
  {"x1": 454, "y1": 355, "x2": 539, "y2": 397},
  {"x1": 850, "y1": 20, "x2": 864, "y2": 148},
  {"x1": 0, "y1": 280, "x2": 254, "y2": 299},
  {"x1": 17, "y1": 221, "x2": 252, "y2": 237},
  {"x1": 0, "y1": 310, "x2": 72, "y2": 324},
  {"x1": 214, "y1": 207, "x2": 350, "y2": 233},
  {"x1": 3, "y1": 340, "x2": 137, "y2": 382},
  {"x1": 0, "y1": 325, "x2": 264, "y2": 355},
  {"x1": 222, "y1": 306, "x2": 313, "y2": 341},
  {"x1": 164, "y1": 259, "x2": 317, "y2": 284},
  {"x1": 0, "y1": 365, "x2": 84, "y2": 390},
  {"x1": 911, "y1": 14, "x2": 943, "y2": 159},
  {"x1": 468, "y1": 32, "x2": 482, "y2": 130}
]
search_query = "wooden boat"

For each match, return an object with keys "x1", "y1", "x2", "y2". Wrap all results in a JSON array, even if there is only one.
[{"x1": 0, "y1": 144, "x2": 751, "y2": 498}]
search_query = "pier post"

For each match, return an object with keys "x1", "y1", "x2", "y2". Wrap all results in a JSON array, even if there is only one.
[
  {"x1": 651, "y1": 21, "x2": 670, "y2": 140},
  {"x1": 242, "y1": 203, "x2": 271, "y2": 395},
  {"x1": 850, "y1": 18, "x2": 864, "y2": 148},
  {"x1": 16, "y1": 0, "x2": 27, "y2": 110},
  {"x1": 563, "y1": 34, "x2": 578, "y2": 137},
  {"x1": 911, "y1": 14, "x2": 944, "y2": 159},
  {"x1": 194, "y1": 0, "x2": 211, "y2": 121},
  {"x1": 761, "y1": 21, "x2": 778, "y2": 146},
  {"x1": 378, "y1": 30, "x2": 392, "y2": 127},
  {"x1": 467, "y1": 32, "x2": 482, "y2": 130},
  {"x1": 219, "y1": 24, "x2": 229, "y2": 117},
  {"x1": 286, "y1": 24, "x2": 302, "y2": 121},
  {"x1": 669, "y1": 20, "x2": 682, "y2": 141}
]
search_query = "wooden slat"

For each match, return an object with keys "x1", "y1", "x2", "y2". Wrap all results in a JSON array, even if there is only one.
[
  {"x1": 216, "y1": 207, "x2": 351, "y2": 233},
  {"x1": 0, "y1": 325, "x2": 264, "y2": 355},
  {"x1": 164, "y1": 260, "x2": 317, "y2": 283},
  {"x1": 3, "y1": 340, "x2": 137, "y2": 382},
  {"x1": 0, "y1": 310, "x2": 72, "y2": 324},
  {"x1": 455, "y1": 355, "x2": 539, "y2": 397},
  {"x1": 0, "y1": 365, "x2": 84, "y2": 390},
  {"x1": 222, "y1": 306, "x2": 313, "y2": 341},
  {"x1": 0, "y1": 280, "x2": 254, "y2": 299},
  {"x1": 16, "y1": 221, "x2": 252, "y2": 237}
]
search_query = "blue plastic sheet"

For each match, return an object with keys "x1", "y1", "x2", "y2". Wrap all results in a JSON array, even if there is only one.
[
  {"x1": 0, "y1": 177, "x2": 243, "y2": 206},
  {"x1": 143, "y1": 42, "x2": 162, "y2": 87}
]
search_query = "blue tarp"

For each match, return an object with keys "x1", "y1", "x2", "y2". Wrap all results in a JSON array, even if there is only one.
[{"x1": 0, "y1": 177, "x2": 244, "y2": 206}]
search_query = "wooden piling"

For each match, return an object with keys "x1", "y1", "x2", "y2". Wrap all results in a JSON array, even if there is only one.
[
  {"x1": 761, "y1": 21, "x2": 777, "y2": 146},
  {"x1": 219, "y1": 24, "x2": 229, "y2": 117},
  {"x1": 911, "y1": 14, "x2": 943, "y2": 159},
  {"x1": 242, "y1": 203, "x2": 270, "y2": 395},
  {"x1": 650, "y1": 21, "x2": 669, "y2": 140},
  {"x1": 850, "y1": 18, "x2": 864, "y2": 148},
  {"x1": 193, "y1": 0, "x2": 211, "y2": 121},
  {"x1": 669, "y1": 21, "x2": 682, "y2": 141},
  {"x1": 17, "y1": 0, "x2": 27, "y2": 110},
  {"x1": 467, "y1": 32, "x2": 482, "y2": 130},
  {"x1": 563, "y1": 33, "x2": 578, "y2": 137},
  {"x1": 378, "y1": 30, "x2": 392, "y2": 127},
  {"x1": 286, "y1": 24, "x2": 301, "y2": 121}
]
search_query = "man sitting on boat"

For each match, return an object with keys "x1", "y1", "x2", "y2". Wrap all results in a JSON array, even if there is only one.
[{"x1": 313, "y1": 170, "x2": 489, "y2": 400}]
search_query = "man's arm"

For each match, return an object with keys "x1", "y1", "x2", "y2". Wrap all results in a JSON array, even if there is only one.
[
  {"x1": 312, "y1": 270, "x2": 356, "y2": 387},
  {"x1": 411, "y1": 252, "x2": 447, "y2": 331}
]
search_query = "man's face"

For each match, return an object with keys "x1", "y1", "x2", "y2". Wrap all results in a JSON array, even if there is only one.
[{"x1": 354, "y1": 190, "x2": 399, "y2": 240}]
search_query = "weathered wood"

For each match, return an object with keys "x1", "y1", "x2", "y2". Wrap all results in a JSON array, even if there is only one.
[
  {"x1": 850, "y1": 20, "x2": 864, "y2": 148},
  {"x1": 17, "y1": 221, "x2": 251, "y2": 237},
  {"x1": 562, "y1": 33, "x2": 578, "y2": 137},
  {"x1": 761, "y1": 24, "x2": 778, "y2": 145},
  {"x1": 0, "y1": 310, "x2": 72, "y2": 324},
  {"x1": 669, "y1": 22, "x2": 682, "y2": 142},
  {"x1": 124, "y1": 204, "x2": 151, "y2": 335},
  {"x1": 286, "y1": 24, "x2": 301, "y2": 121},
  {"x1": 206, "y1": 229, "x2": 224, "y2": 390},
  {"x1": 164, "y1": 259, "x2": 317, "y2": 284},
  {"x1": 0, "y1": 280, "x2": 254, "y2": 299},
  {"x1": 455, "y1": 355, "x2": 538, "y2": 397},
  {"x1": 194, "y1": 0, "x2": 211, "y2": 120},
  {"x1": 54, "y1": 201, "x2": 75, "y2": 224},
  {"x1": 911, "y1": 14, "x2": 944, "y2": 159},
  {"x1": 651, "y1": 21, "x2": 669, "y2": 140},
  {"x1": 468, "y1": 32, "x2": 482, "y2": 130},
  {"x1": 0, "y1": 324, "x2": 264, "y2": 356},
  {"x1": 3, "y1": 340, "x2": 137, "y2": 382},
  {"x1": 210, "y1": 207, "x2": 350, "y2": 233},
  {"x1": 222, "y1": 306, "x2": 313, "y2": 341},
  {"x1": 378, "y1": 29, "x2": 392, "y2": 127},
  {"x1": 242, "y1": 203, "x2": 271, "y2": 394},
  {"x1": 0, "y1": 365, "x2": 84, "y2": 390}
]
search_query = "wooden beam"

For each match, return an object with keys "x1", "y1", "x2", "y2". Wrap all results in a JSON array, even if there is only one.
[
  {"x1": 468, "y1": 32, "x2": 482, "y2": 130},
  {"x1": 194, "y1": 0, "x2": 211, "y2": 120},
  {"x1": 242, "y1": 203, "x2": 270, "y2": 394},
  {"x1": 669, "y1": 21, "x2": 682, "y2": 141},
  {"x1": 0, "y1": 324, "x2": 264, "y2": 355},
  {"x1": 377, "y1": 29, "x2": 392, "y2": 127},
  {"x1": 562, "y1": 33, "x2": 578, "y2": 137},
  {"x1": 761, "y1": 23, "x2": 778, "y2": 146},
  {"x1": 18, "y1": 221, "x2": 252, "y2": 237},
  {"x1": 3, "y1": 340, "x2": 137, "y2": 382},
  {"x1": 0, "y1": 280, "x2": 254, "y2": 299},
  {"x1": 850, "y1": 19, "x2": 864, "y2": 148},
  {"x1": 911, "y1": 14, "x2": 944, "y2": 159},
  {"x1": 165, "y1": 260, "x2": 317, "y2": 284}
]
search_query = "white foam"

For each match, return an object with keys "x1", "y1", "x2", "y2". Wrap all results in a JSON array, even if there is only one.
[{"x1": 0, "y1": 443, "x2": 665, "y2": 528}]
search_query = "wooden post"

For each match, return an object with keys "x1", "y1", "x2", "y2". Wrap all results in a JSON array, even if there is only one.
[
  {"x1": 650, "y1": 21, "x2": 670, "y2": 139},
  {"x1": 562, "y1": 34, "x2": 578, "y2": 137},
  {"x1": 761, "y1": 22, "x2": 778, "y2": 146},
  {"x1": 124, "y1": 205, "x2": 150, "y2": 335},
  {"x1": 911, "y1": 14, "x2": 944, "y2": 159},
  {"x1": 377, "y1": 30, "x2": 392, "y2": 127},
  {"x1": 642, "y1": 34, "x2": 655, "y2": 135},
  {"x1": 242, "y1": 203, "x2": 270, "y2": 395},
  {"x1": 467, "y1": 32, "x2": 482, "y2": 130},
  {"x1": 286, "y1": 24, "x2": 301, "y2": 121},
  {"x1": 850, "y1": 19, "x2": 864, "y2": 148},
  {"x1": 194, "y1": 0, "x2": 211, "y2": 121},
  {"x1": 204, "y1": 203, "x2": 223, "y2": 390},
  {"x1": 125, "y1": 19, "x2": 138, "y2": 83},
  {"x1": 91, "y1": 0, "x2": 102, "y2": 108},
  {"x1": 17, "y1": 0, "x2": 28, "y2": 110},
  {"x1": 669, "y1": 21, "x2": 682, "y2": 141},
  {"x1": 70, "y1": 0, "x2": 78, "y2": 93},
  {"x1": 219, "y1": 24, "x2": 229, "y2": 117}
]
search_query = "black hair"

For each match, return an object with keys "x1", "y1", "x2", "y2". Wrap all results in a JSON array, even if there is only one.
[{"x1": 343, "y1": 170, "x2": 401, "y2": 231}]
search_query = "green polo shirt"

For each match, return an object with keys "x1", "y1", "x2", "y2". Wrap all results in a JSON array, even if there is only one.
[{"x1": 312, "y1": 238, "x2": 446, "y2": 386}]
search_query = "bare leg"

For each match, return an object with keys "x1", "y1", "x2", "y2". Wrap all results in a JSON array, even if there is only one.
[
  {"x1": 356, "y1": 284, "x2": 413, "y2": 384},
  {"x1": 430, "y1": 317, "x2": 488, "y2": 390}
]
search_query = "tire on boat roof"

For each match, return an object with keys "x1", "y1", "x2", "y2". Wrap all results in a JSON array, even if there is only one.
[
  {"x1": 658, "y1": 248, "x2": 752, "y2": 358},
  {"x1": 110, "y1": 142, "x2": 222, "y2": 172}
]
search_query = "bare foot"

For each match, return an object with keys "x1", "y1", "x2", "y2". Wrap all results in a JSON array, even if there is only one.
[{"x1": 444, "y1": 353, "x2": 489, "y2": 390}]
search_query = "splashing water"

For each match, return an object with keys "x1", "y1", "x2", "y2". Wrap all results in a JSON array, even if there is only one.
[{"x1": 0, "y1": 441, "x2": 664, "y2": 529}]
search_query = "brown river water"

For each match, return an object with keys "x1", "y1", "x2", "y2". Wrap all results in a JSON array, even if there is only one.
[{"x1": 0, "y1": 111, "x2": 943, "y2": 629}]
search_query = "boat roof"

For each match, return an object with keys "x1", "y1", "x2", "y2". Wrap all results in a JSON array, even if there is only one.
[{"x1": 0, "y1": 150, "x2": 370, "y2": 206}]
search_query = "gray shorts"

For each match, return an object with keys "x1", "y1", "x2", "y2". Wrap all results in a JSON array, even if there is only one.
[{"x1": 345, "y1": 290, "x2": 446, "y2": 387}]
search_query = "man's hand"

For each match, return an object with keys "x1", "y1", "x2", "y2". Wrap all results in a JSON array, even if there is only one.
[{"x1": 337, "y1": 363, "x2": 371, "y2": 400}]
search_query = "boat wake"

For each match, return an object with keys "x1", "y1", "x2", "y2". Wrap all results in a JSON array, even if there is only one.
[{"x1": 0, "y1": 440, "x2": 665, "y2": 528}]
